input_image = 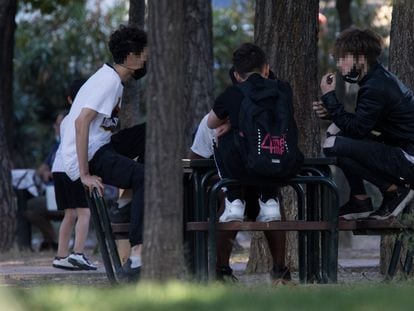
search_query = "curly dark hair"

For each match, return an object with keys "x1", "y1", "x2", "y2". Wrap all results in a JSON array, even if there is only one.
[
  {"x1": 333, "y1": 27, "x2": 382, "y2": 65},
  {"x1": 232, "y1": 43, "x2": 267, "y2": 78},
  {"x1": 108, "y1": 25, "x2": 147, "y2": 64}
]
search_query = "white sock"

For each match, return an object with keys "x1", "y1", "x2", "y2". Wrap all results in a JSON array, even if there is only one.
[{"x1": 129, "y1": 256, "x2": 142, "y2": 268}]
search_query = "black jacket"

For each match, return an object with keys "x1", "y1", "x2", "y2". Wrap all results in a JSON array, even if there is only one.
[{"x1": 321, "y1": 62, "x2": 414, "y2": 152}]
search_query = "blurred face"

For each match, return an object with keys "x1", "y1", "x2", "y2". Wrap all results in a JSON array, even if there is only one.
[
  {"x1": 336, "y1": 53, "x2": 368, "y2": 83},
  {"x1": 125, "y1": 47, "x2": 148, "y2": 70},
  {"x1": 336, "y1": 54, "x2": 357, "y2": 76}
]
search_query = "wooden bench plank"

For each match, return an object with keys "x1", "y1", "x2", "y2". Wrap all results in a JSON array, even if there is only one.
[
  {"x1": 111, "y1": 223, "x2": 130, "y2": 233},
  {"x1": 186, "y1": 221, "x2": 333, "y2": 231},
  {"x1": 185, "y1": 219, "x2": 414, "y2": 233}
]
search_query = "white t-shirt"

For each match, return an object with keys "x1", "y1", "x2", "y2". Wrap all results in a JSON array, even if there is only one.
[
  {"x1": 190, "y1": 114, "x2": 216, "y2": 158},
  {"x1": 52, "y1": 64, "x2": 123, "y2": 180}
]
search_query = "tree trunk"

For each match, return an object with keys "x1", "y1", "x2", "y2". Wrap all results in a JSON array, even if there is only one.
[
  {"x1": 182, "y1": 0, "x2": 214, "y2": 155},
  {"x1": 335, "y1": 0, "x2": 354, "y2": 107},
  {"x1": 380, "y1": 0, "x2": 414, "y2": 275},
  {"x1": 0, "y1": 0, "x2": 17, "y2": 251},
  {"x1": 336, "y1": 0, "x2": 353, "y2": 31},
  {"x1": 0, "y1": 0, "x2": 16, "y2": 147},
  {"x1": 119, "y1": 0, "x2": 146, "y2": 129},
  {"x1": 142, "y1": 1, "x2": 186, "y2": 280},
  {"x1": 250, "y1": 0, "x2": 320, "y2": 272}
]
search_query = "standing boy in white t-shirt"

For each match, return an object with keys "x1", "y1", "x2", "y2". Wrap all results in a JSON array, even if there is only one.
[
  {"x1": 56, "y1": 25, "x2": 148, "y2": 281},
  {"x1": 52, "y1": 78, "x2": 96, "y2": 271}
]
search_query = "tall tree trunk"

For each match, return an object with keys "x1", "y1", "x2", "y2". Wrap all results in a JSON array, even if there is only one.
[
  {"x1": 142, "y1": 1, "x2": 186, "y2": 280},
  {"x1": 250, "y1": 0, "x2": 320, "y2": 272},
  {"x1": 0, "y1": 0, "x2": 16, "y2": 145},
  {"x1": 182, "y1": 0, "x2": 214, "y2": 155},
  {"x1": 0, "y1": 0, "x2": 17, "y2": 251},
  {"x1": 380, "y1": 0, "x2": 414, "y2": 275},
  {"x1": 336, "y1": 0, "x2": 353, "y2": 31},
  {"x1": 120, "y1": 0, "x2": 146, "y2": 129}
]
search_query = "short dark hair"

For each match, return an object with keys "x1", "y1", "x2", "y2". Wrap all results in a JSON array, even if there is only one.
[
  {"x1": 232, "y1": 43, "x2": 267, "y2": 78},
  {"x1": 333, "y1": 27, "x2": 382, "y2": 65},
  {"x1": 108, "y1": 25, "x2": 147, "y2": 64},
  {"x1": 68, "y1": 78, "x2": 87, "y2": 101}
]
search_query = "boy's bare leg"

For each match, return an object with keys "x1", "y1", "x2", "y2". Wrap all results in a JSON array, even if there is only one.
[
  {"x1": 73, "y1": 208, "x2": 91, "y2": 254},
  {"x1": 57, "y1": 209, "x2": 76, "y2": 257}
]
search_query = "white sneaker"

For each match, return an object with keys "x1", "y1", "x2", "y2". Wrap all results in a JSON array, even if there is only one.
[
  {"x1": 257, "y1": 198, "x2": 281, "y2": 222},
  {"x1": 52, "y1": 256, "x2": 79, "y2": 270},
  {"x1": 219, "y1": 198, "x2": 245, "y2": 222},
  {"x1": 68, "y1": 253, "x2": 97, "y2": 270}
]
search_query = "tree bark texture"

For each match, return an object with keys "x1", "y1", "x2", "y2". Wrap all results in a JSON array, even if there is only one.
[
  {"x1": 380, "y1": 0, "x2": 414, "y2": 275},
  {"x1": 182, "y1": 0, "x2": 214, "y2": 155},
  {"x1": 142, "y1": 1, "x2": 186, "y2": 281},
  {"x1": 336, "y1": 0, "x2": 353, "y2": 31},
  {"x1": 120, "y1": 0, "x2": 146, "y2": 129},
  {"x1": 252, "y1": 0, "x2": 320, "y2": 272},
  {"x1": 335, "y1": 0, "x2": 353, "y2": 107},
  {"x1": 0, "y1": 0, "x2": 17, "y2": 251}
]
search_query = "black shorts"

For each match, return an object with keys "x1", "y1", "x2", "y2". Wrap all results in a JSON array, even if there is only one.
[{"x1": 52, "y1": 172, "x2": 88, "y2": 210}]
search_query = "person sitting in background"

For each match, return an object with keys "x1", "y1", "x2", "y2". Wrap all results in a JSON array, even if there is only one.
[{"x1": 23, "y1": 112, "x2": 65, "y2": 251}]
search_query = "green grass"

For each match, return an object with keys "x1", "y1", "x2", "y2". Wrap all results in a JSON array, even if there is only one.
[{"x1": 3, "y1": 281, "x2": 414, "y2": 311}]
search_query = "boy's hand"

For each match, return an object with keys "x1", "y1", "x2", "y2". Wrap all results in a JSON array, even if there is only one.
[
  {"x1": 81, "y1": 174, "x2": 104, "y2": 197},
  {"x1": 215, "y1": 120, "x2": 231, "y2": 139},
  {"x1": 312, "y1": 100, "x2": 330, "y2": 119},
  {"x1": 320, "y1": 73, "x2": 336, "y2": 95}
]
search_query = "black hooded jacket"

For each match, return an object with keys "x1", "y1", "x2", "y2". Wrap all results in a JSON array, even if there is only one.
[{"x1": 321, "y1": 62, "x2": 414, "y2": 154}]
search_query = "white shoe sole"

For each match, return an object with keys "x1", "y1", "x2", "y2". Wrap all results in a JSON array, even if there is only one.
[
  {"x1": 340, "y1": 211, "x2": 372, "y2": 220},
  {"x1": 52, "y1": 263, "x2": 80, "y2": 270},
  {"x1": 68, "y1": 258, "x2": 97, "y2": 270},
  {"x1": 219, "y1": 216, "x2": 243, "y2": 223},
  {"x1": 375, "y1": 189, "x2": 414, "y2": 220},
  {"x1": 256, "y1": 215, "x2": 281, "y2": 222}
]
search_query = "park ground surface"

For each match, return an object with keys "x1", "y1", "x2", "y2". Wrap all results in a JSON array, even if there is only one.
[
  {"x1": 3, "y1": 235, "x2": 414, "y2": 310},
  {"x1": 0, "y1": 234, "x2": 384, "y2": 287}
]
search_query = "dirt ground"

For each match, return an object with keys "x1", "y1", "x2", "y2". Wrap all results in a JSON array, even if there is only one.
[{"x1": 0, "y1": 234, "x2": 385, "y2": 288}]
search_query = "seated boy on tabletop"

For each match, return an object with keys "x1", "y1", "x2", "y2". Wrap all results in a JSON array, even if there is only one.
[
  {"x1": 190, "y1": 66, "x2": 292, "y2": 282},
  {"x1": 313, "y1": 27, "x2": 414, "y2": 220}
]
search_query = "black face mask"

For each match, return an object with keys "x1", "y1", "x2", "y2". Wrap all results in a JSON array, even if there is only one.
[
  {"x1": 342, "y1": 64, "x2": 360, "y2": 83},
  {"x1": 132, "y1": 62, "x2": 147, "y2": 80}
]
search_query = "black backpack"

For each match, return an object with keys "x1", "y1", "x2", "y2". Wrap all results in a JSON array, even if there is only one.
[{"x1": 235, "y1": 79, "x2": 304, "y2": 178}]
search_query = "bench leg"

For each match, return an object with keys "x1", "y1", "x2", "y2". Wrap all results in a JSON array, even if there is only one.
[
  {"x1": 87, "y1": 193, "x2": 117, "y2": 284},
  {"x1": 92, "y1": 192, "x2": 122, "y2": 274},
  {"x1": 403, "y1": 250, "x2": 413, "y2": 277},
  {"x1": 386, "y1": 238, "x2": 403, "y2": 280},
  {"x1": 294, "y1": 183, "x2": 307, "y2": 283}
]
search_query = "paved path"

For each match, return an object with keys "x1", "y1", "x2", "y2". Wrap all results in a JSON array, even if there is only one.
[{"x1": 0, "y1": 235, "x2": 384, "y2": 287}]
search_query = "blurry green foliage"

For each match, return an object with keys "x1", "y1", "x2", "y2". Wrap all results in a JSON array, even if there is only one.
[
  {"x1": 14, "y1": 0, "x2": 127, "y2": 165},
  {"x1": 319, "y1": 0, "x2": 392, "y2": 76},
  {"x1": 13, "y1": 0, "x2": 393, "y2": 165}
]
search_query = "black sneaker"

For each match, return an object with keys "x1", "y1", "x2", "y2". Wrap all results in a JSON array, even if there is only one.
[
  {"x1": 216, "y1": 266, "x2": 238, "y2": 283},
  {"x1": 270, "y1": 264, "x2": 291, "y2": 284},
  {"x1": 109, "y1": 202, "x2": 131, "y2": 223},
  {"x1": 338, "y1": 197, "x2": 373, "y2": 220},
  {"x1": 117, "y1": 259, "x2": 141, "y2": 283},
  {"x1": 370, "y1": 186, "x2": 414, "y2": 220}
]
